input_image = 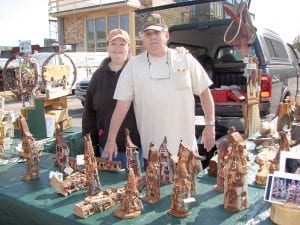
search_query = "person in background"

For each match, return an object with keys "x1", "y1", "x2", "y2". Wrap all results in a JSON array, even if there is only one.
[
  {"x1": 82, "y1": 29, "x2": 141, "y2": 168},
  {"x1": 103, "y1": 13, "x2": 215, "y2": 165}
]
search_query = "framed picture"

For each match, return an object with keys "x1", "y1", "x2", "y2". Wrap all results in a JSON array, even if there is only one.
[
  {"x1": 279, "y1": 151, "x2": 300, "y2": 174},
  {"x1": 268, "y1": 173, "x2": 300, "y2": 206}
]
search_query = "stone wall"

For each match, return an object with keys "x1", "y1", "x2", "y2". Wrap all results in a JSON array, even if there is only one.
[{"x1": 64, "y1": 17, "x2": 85, "y2": 44}]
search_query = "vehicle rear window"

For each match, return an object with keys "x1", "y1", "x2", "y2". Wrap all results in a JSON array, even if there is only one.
[{"x1": 264, "y1": 37, "x2": 289, "y2": 60}]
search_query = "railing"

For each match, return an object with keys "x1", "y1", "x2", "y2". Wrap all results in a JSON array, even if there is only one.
[{"x1": 48, "y1": 0, "x2": 139, "y2": 14}]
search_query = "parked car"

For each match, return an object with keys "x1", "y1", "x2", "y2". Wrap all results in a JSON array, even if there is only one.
[{"x1": 136, "y1": 0, "x2": 300, "y2": 166}]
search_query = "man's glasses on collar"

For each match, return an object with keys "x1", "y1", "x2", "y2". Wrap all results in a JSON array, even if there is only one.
[{"x1": 147, "y1": 51, "x2": 170, "y2": 80}]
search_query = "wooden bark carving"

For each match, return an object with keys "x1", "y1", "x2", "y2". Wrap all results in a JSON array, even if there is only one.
[
  {"x1": 18, "y1": 115, "x2": 41, "y2": 181},
  {"x1": 144, "y1": 143, "x2": 160, "y2": 204},
  {"x1": 125, "y1": 128, "x2": 141, "y2": 177},
  {"x1": 168, "y1": 141, "x2": 201, "y2": 218},
  {"x1": 50, "y1": 169, "x2": 87, "y2": 196},
  {"x1": 224, "y1": 132, "x2": 248, "y2": 212},
  {"x1": 158, "y1": 137, "x2": 174, "y2": 184},
  {"x1": 114, "y1": 167, "x2": 142, "y2": 219},
  {"x1": 54, "y1": 127, "x2": 70, "y2": 173},
  {"x1": 84, "y1": 133, "x2": 102, "y2": 196}
]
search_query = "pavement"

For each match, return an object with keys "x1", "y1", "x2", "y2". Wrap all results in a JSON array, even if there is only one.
[{"x1": 3, "y1": 94, "x2": 84, "y2": 127}]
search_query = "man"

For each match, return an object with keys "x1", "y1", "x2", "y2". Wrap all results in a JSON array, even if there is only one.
[{"x1": 103, "y1": 13, "x2": 215, "y2": 162}]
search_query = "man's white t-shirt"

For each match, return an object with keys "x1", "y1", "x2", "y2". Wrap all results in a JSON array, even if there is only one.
[{"x1": 114, "y1": 48, "x2": 212, "y2": 159}]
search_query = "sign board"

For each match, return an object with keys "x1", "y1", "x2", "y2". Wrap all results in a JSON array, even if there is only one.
[{"x1": 19, "y1": 40, "x2": 32, "y2": 54}]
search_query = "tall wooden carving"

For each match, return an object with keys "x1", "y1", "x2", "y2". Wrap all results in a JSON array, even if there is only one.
[
  {"x1": 168, "y1": 141, "x2": 202, "y2": 218},
  {"x1": 158, "y1": 137, "x2": 173, "y2": 184},
  {"x1": 54, "y1": 127, "x2": 70, "y2": 173},
  {"x1": 144, "y1": 143, "x2": 160, "y2": 204},
  {"x1": 224, "y1": 132, "x2": 248, "y2": 212},
  {"x1": 114, "y1": 167, "x2": 142, "y2": 219},
  {"x1": 214, "y1": 127, "x2": 235, "y2": 192},
  {"x1": 125, "y1": 128, "x2": 141, "y2": 177},
  {"x1": 18, "y1": 115, "x2": 41, "y2": 181},
  {"x1": 84, "y1": 134, "x2": 102, "y2": 196}
]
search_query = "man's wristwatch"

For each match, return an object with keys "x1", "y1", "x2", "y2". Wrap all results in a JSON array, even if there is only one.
[{"x1": 205, "y1": 120, "x2": 215, "y2": 126}]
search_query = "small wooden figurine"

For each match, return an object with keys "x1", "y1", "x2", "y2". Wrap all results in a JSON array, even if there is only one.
[
  {"x1": 223, "y1": 131, "x2": 248, "y2": 212},
  {"x1": 125, "y1": 128, "x2": 141, "y2": 177},
  {"x1": 50, "y1": 169, "x2": 87, "y2": 196},
  {"x1": 168, "y1": 141, "x2": 202, "y2": 218},
  {"x1": 96, "y1": 157, "x2": 121, "y2": 172},
  {"x1": 144, "y1": 143, "x2": 160, "y2": 204},
  {"x1": 114, "y1": 167, "x2": 142, "y2": 219},
  {"x1": 158, "y1": 137, "x2": 174, "y2": 184},
  {"x1": 84, "y1": 133, "x2": 102, "y2": 196},
  {"x1": 54, "y1": 126, "x2": 70, "y2": 173},
  {"x1": 18, "y1": 115, "x2": 41, "y2": 181},
  {"x1": 74, "y1": 187, "x2": 125, "y2": 218}
]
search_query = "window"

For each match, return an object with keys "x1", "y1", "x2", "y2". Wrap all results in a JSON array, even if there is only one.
[
  {"x1": 87, "y1": 19, "x2": 95, "y2": 51},
  {"x1": 120, "y1": 14, "x2": 129, "y2": 33},
  {"x1": 96, "y1": 18, "x2": 106, "y2": 49},
  {"x1": 265, "y1": 37, "x2": 289, "y2": 60},
  {"x1": 108, "y1": 15, "x2": 118, "y2": 32}
]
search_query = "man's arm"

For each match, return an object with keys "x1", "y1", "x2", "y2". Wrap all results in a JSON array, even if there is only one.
[
  {"x1": 102, "y1": 100, "x2": 132, "y2": 161},
  {"x1": 199, "y1": 88, "x2": 215, "y2": 152}
]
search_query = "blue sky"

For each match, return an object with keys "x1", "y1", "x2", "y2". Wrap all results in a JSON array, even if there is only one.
[{"x1": 0, "y1": 0, "x2": 299, "y2": 47}]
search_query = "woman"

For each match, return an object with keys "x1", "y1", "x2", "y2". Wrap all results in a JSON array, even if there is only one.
[{"x1": 82, "y1": 29, "x2": 141, "y2": 168}]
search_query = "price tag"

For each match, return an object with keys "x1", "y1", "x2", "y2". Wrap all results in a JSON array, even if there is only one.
[
  {"x1": 64, "y1": 166, "x2": 73, "y2": 175},
  {"x1": 49, "y1": 171, "x2": 63, "y2": 182},
  {"x1": 76, "y1": 154, "x2": 85, "y2": 165},
  {"x1": 183, "y1": 197, "x2": 196, "y2": 203}
]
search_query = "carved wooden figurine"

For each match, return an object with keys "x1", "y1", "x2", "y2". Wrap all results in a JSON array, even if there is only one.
[
  {"x1": 96, "y1": 157, "x2": 121, "y2": 172},
  {"x1": 18, "y1": 115, "x2": 41, "y2": 181},
  {"x1": 54, "y1": 127, "x2": 70, "y2": 173},
  {"x1": 168, "y1": 141, "x2": 202, "y2": 218},
  {"x1": 224, "y1": 132, "x2": 248, "y2": 212},
  {"x1": 125, "y1": 128, "x2": 141, "y2": 177},
  {"x1": 144, "y1": 143, "x2": 160, "y2": 204},
  {"x1": 114, "y1": 167, "x2": 142, "y2": 219},
  {"x1": 84, "y1": 134, "x2": 102, "y2": 196},
  {"x1": 74, "y1": 187, "x2": 125, "y2": 218},
  {"x1": 158, "y1": 137, "x2": 174, "y2": 184},
  {"x1": 213, "y1": 127, "x2": 235, "y2": 192},
  {"x1": 269, "y1": 130, "x2": 290, "y2": 174},
  {"x1": 50, "y1": 169, "x2": 87, "y2": 196}
]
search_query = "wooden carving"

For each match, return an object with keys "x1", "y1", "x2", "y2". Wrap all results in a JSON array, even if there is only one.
[
  {"x1": 158, "y1": 137, "x2": 174, "y2": 184},
  {"x1": 18, "y1": 115, "x2": 41, "y2": 181},
  {"x1": 50, "y1": 169, "x2": 87, "y2": 196},
  {"x1": 96, "y1": 157, "x2": 121, "y2": 172},
  {"x1": 114, "y1": 167, "x2": 142, "y2": 219},
  {"x1": 269, "y1": 130, "x2": 290, "y2": 174},
  {"x1": 213, "y1": 127, "x2": 235, "y2": 192},
  {"x1": 74, "y1": 187, "x2": 125, "y2": 218},
  {"x1": 84, "y1": 134, "x2": 102, "y2": 196},
  {"x1": 168, "y1": 141, "x2": 202, "y2": 218},
  {"x1": 224, "y1": 132, "x2": 248, "y2": 212},
  {"x1": 54, "y1": 127, "x2": 70, "y2": 173},
  {"x1": 144, "y1": 143, "x2": 160, "y2": 204},
  {"x1": 125, "y1": 128, "x2": 141, "y2": 177}
]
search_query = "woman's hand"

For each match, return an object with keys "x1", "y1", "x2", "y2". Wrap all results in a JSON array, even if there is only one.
[{"x1": 201, "y1": 125, "x2": 215, "y2": 152}]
